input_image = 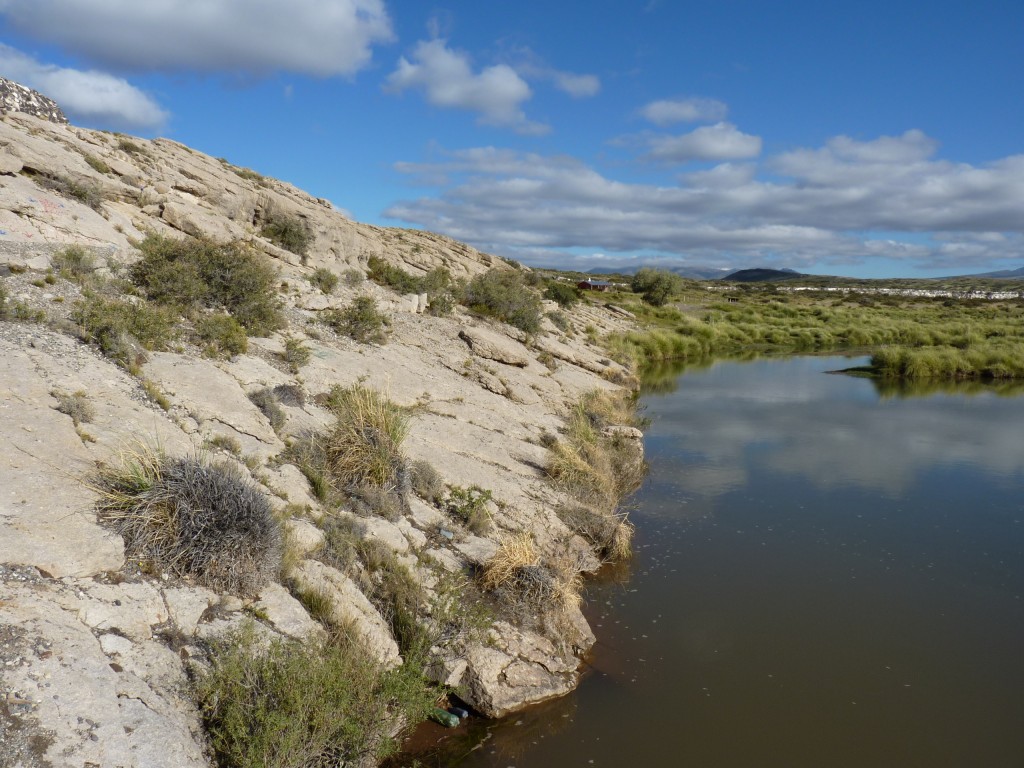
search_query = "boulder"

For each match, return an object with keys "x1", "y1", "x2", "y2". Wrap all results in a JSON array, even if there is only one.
[{"x1": 459, "y1": 327, "x2": 530, "y2": 367}]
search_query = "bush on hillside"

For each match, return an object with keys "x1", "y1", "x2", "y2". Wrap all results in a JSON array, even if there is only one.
[
  {"x1": 129, "y1": 233, "x2": 284, "y2": 335},
  {"x1": 462, "y1": 269, "x2": 543, "y2": 334},
  {"x1": 544, "y1": 281, "x2": 580, "y2": 308},
  {"x1": 261, "y1": 209, "x2": 313, "y2": 258},
  {"x1": 631, "y1": 268, "x2": 683, "y2": 306}
]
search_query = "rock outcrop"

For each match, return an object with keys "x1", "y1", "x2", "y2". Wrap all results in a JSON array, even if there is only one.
[
  {"x1": 0, "y1": 110, "x2": 641, "y2": 765},
  {"x1": 0, "y1": 78, "x2": 68, "y2": 124}
]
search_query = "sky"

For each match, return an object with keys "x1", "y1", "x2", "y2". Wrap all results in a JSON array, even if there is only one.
[{"x1": 1, "y1": 0, "x2": 1022, "y2": 278}]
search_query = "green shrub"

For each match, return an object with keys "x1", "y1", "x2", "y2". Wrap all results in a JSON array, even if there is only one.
[
  {"x1": 196, "y1": 313, "x2": 248, "y2": 358},
  {"x1": 37, "y1": 173, "x2": 104, "y2": 211},
  {"x1": 445, "y1": 485, "x2": 493, "y2": 535},
  {"x1": 0, "y1": 279, "x2": 7, "y2": 319},
  {"x1": 367, "y1": 256, "x2": 422, "y2": 295},
  {"x1": 309, "y1": 267, "x2": 339, "y2": 294},
  {"x1": 130, "y1": 233, "x2": 283, "y2": 335},
  {"x1": 52, "y1": 245, "x2": 96, "y2": 282},
  {"x1": 196, "y1": 623, "x2": 434, "y2": 768},
  {"x1": 547, "y1": 310, "x2": 571, "y2": 332},
  {"x1": 117, "y1": 138, "x2": 146, "y2": 156},
  {"x1": 342, "y1": 268, "x2": 365, "y2": 287},
  {"x1": 281, "y1": 335, "x2": 312, "y2": 373},
  {"x1": 462, "y1": 269, "x2": 543, "y2": 334},
  {"x1": 84, "y1": 154, "x2": 111, "y2": 174},
  {"x1": 544, "y1": 281, "x2": 580, "y2": 308},
  {"x1": 261, "y1": 209, "x2": 313, "y2": 257},
  {"x1": 631, "y1": 268, "x2": 683, "y2": 306},
  {"x1": 95, "y1": 449, "x2": 282, "y2": 595},
  {"x1": 323, "y1": 296, "x2": 391, "y2": 345},
  {"x1": 72, "y1": 294, "x2": 178, "y2": 365}
]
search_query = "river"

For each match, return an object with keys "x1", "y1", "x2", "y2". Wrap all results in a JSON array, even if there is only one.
[{"x1": 405, "y1": 355, "x2": 1024, "y2": 767}]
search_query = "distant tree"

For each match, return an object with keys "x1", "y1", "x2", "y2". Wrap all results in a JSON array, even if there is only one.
[
  {"x1": 543, "y1": 281, "x2": 580, "y2": 308},
  {"x1": 630, "y1": 268, "x2": 683, "y2": 306}
]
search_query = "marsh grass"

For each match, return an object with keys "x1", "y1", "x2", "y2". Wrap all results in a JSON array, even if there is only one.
[{"x1": 94, "y1": 447, "x2": 281, "y2": 595}]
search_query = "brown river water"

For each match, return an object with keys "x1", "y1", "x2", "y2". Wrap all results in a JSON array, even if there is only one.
[{"x1": 399, "y1": 355, "x2": 1024, "y2": 767}]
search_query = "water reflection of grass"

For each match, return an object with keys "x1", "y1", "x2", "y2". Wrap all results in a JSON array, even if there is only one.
[{"x1": 870, "y1": 375, "x2": 1024, "y2": 399}]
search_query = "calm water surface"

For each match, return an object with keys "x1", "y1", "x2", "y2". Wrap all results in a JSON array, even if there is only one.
[{"x1": 412, "y1": 356, "x2": 1024, "y2": 767}]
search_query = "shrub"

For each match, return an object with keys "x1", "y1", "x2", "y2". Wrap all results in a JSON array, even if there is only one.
[
  {"x1": 249, "y1": 388, "x2": 286, "y2": 432},
  {"x1": 94, "y1": 449, "x2": 282, "y2": 595},
  {"x1": 342, "y1": 268, "x2": 365, "y2": 287},
  {"x1": 71, "y1": 294, "x2": 178, "y2": 365},
  {"x1": 547, "y1": 310, "x2": 571, "y2": 332},
  {"x1": 367, "y1": 256, "x2": 422, "y2": 295},
  {"x1": 51, "y1": 389, "x2": 95, "y2": 425},
  {"x1": 309, "y1": 267, "x2": 339, "y2": 294},
  {"x1": 37, "y1": 173, "x2": 103, "y2": 210},
  {"x1": 281, "y1": 335, "x2": 312, "y2": 373},
  {"x1": 631, "y1": 268, "x2": 683, "y2": 306},
  {"x1": 462, "y1": 269, "x2": 543, "y2": 334},
  {"x1": 196, "y1": 313, "x2": 248, "y2": 358},
  {"x1": 52, "y1": 245, "x2": 96, "y2": 282},
  {"x1": 323, "y1": 296, "x2": 391, "y2": 345},
  {"x1": 117, "y1": 138, "x2": 146, "y2": 156},
  {"x1": 0, "y1": 279, "x2": 7, "y2": 319},
  {"x1": 444, "y1": 485, "x2": 493, "y2": 535},
  {"x1": 544, "y1": 281, "x2": 580, "y2": 308},
  {"x1": 130, "y1": 233, "x2": 283, "y2": 335},
  {"x1": 196, "y1": 623, "x2": 435, "y2": 768},
  {"x1": 84, "y1": 154, "x2": 110, "y2": 174},
  {"x1": 272, "y1": 383, "x2": 306, "y2": 406},
  {"x1": 261, "y1": 209, "x2": 313, "y2": 258}
]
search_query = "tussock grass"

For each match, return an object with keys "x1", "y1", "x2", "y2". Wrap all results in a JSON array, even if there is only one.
[
  {"x1": 557, "y1": 503, "x2": 634, "y2": 561},
  {"x1": 51, "y1": 389, "x2": 95, "y2": 426},
  {"x1": 94, "y1": 447, "x2": 281, "y2": 595},
  {"x1": 248, "y1": 388, "x2": 286, "y2": 432},
  {"x1": 481, "y1": 534, "x2": 583, "y2": 615},
  {"x1": 321, "y1": 384, "x2": 409, "y2": 492}
]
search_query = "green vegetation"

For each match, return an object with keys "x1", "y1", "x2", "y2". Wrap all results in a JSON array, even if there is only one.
[
  {"x1": 196, "y1": 623, "x2": 434, "y2": 768},
  {"x1": 51, "y1": 389, "x2": 95, "y2": 425},
  {"x1": 462, "y1": 268, "x2": 543, "y2": 334},
  {"x1": 631, "y1": 268, "x2": 683, "y2": 306},
  {"x1": 603, "y1": 286, "x2": 1024, "y2": 382},
  {"x1": 281, "y1": 335, "x2": 312, "y2": 373},
  {"x1": 444, "y1": 485, "x2": 493, "y2": 535},
  {"x1": 72, "y1": 294, "x2": 178, "y2": 366},
  {"x1": 37, "y1": 173, "x2": 104, "y2": 210},
  {"x1": 308, "y1": 267, "x2": 339, "y2": 294},
  {"x1": 261, "y1": 209, "x2": 313, "y2": 258},
  {"x1": 366, "y1": 256, "x2": 457, "y2": 314},
  {"x1": 248, "y1": 388, "x2": 286, "y2": 432},
  {"x1": 51, "y1": 245, "x2": 96, "y2": 282},
  {"x1": 323, "y1": 295, "x2": 391, "y2": 344},
  {"x1": 130, "y1": 233, "x2": 284, "y2": 335},
  {"x1": 94, "y1": 448, "x2": 281, "y2": 595},
  {"x1": 543, "y1": 281, "x2": 580, "y2": 308},
  {"x1": 196, "y1": 313, "x2": 248, "y2": 357},
  {"x1": 83, "y1": 154, "x2": 111, "y2": 174}
]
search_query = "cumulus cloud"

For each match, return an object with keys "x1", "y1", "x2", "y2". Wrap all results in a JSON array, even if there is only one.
[
  {"x1": 0, "y1": 0, "x2": 392, "y2": 76},
  {"x1": 552, "y1": 71, "x2": 601, "y2": 98},
  {"x1": 640, "y1": 97, "x2": 728, "y2": 125},
  {"x1": 386, "y1": 132, "x2": 1024, "y2": 272},
  {"x1": 646, "y1": 122, "x2": 763, "y2": 162},
  {"x1": 386, "y1": 39, "x2": 547, "y2": 134},
  {"x1": 0, "y1": 44, "x2": 167, "y2": 129}
]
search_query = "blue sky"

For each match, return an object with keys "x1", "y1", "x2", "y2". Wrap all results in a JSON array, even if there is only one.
[{"x1": 1, "y1": 0, "x2": 1022, "y2": 278}]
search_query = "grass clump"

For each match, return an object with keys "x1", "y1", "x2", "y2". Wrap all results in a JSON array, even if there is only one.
[
  {"x1": 261, "y1": 209, "x2": 313, "y2": 258},
  {"x1": 51, "y1": 245, "x2": 96, "y2": 282},
  {"x1": 37, "y1": 173, "x2": 104, "y2": 211},
  {"x1": 51, "y1": 389, "x2": 95, "y2": 425},
  {"x1": 481, "y1": 534, "x2": 583, "y2": 625},
  {"x1": 321, "y1": 384, "x2": 409, "y2": 492},
  {"x1": 557, "y1": 503, "x2": 634, "y2": 562},
  {"x1": 94, "y1": 449, "x2": 282, "y2": 595},
  {"x1": 129, "y1": 233, "x2": 283, "y2": 335},
  {"x1": 196, "y1": 623, "x2": 435, "y2": 768},
  {"x1": 309, "y1": 267, "x2": 339, "y2": 294},
  {"x1": 323, "y1": 295, "x2": 391, "y2": 345},
  {"x1": 117, "y1": 138, "x2": 146, "y2": 156},
  {"x1": 462, "y1": 268, "x2": 543, "y2": 334},
  {"x1": 409, "y1": 460, "x2": 444, "y2": 503}
]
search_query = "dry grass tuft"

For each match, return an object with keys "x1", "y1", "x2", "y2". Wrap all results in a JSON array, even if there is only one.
[
  {"x1": 94, "y1": 446, "x2": 282, "y2": 595},
  {"x1": 481, "y1": 534, "x2": 583, "y2": 614},
  {"x1": 322, "y1": 384, "x2": 409, "y2": 492}
]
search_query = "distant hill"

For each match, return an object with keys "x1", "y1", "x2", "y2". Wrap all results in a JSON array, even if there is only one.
[
  {"x1": 723, "y1": 268, "x2": 805, "y2": 282},
  {"x1": 937, "y1": 266, "x2": 1024, "y2": 279},
  {"x1": 592, "y1": 265, "x2": 732, "y2": 280}
]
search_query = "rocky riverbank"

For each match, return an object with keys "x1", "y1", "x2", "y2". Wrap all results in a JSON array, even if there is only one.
[{"x1": 0, "y1": 107, "x2": 643, "y2": 766}]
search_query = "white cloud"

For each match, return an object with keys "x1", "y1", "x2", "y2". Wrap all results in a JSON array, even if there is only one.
[
  {"x1": 646, "y1": 122, "x2": 763, "y2": 162},
  {"x1": 386, "y1": 39, "x2": 547, "y2": 134},
  {"x1": 386, "y1": 132, "x2": 1024, "y2": 272},
  {"x1": 0, "y1": 44, "x2": 167, "y2": 129},
  {"x1": 640, "y1": 97, "x2": 728, "y2": 125},
  {"x1": 0, "y1": 0, "x2": 392, "y2": 76},
  {"x1": 552, "y1": 71, "x2": 600, "y2": 98}
]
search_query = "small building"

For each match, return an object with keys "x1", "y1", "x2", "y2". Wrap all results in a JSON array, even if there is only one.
[{"x1": 577, "y1": 279, "x2": 612, "y2": 292}]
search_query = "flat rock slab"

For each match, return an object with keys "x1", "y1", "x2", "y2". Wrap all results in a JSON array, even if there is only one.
[{"x1": 459, "y1": 327, "x2": 530, "y2": 367}]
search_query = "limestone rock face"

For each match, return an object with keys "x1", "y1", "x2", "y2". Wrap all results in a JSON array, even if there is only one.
[
  {"x1": 459, "y1": 326, "x2": 531, "y2": 367},
  {"x1": 0, "y1": 78, "x2": 68, "y2": 123}
]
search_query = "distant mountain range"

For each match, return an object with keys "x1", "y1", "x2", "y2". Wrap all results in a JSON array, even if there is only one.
[{"x1": 937, "y1": 266, "x2": 1024, "y2": 279}]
